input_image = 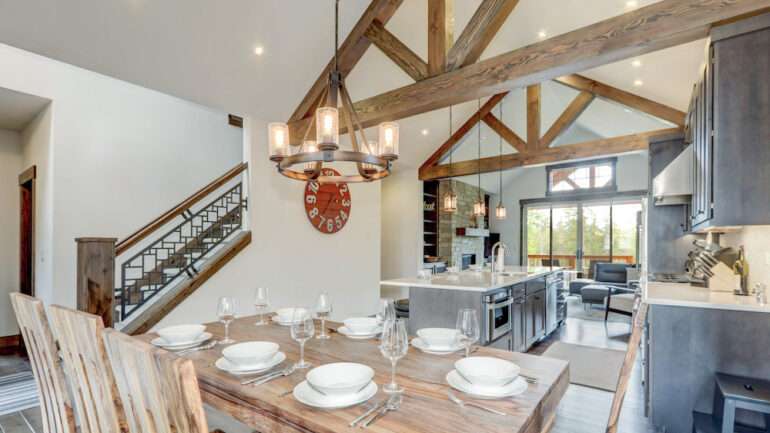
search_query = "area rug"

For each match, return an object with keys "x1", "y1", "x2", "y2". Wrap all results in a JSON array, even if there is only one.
[
  {"x1": 542, "y1": 341, "x2": 626, "y2": 392},
  {"x1": 567, "y1": 296, "x2": 630, "y2": 324},
  {"x1": 0, "y1": 371, "x2": 39, "y2": 416}
]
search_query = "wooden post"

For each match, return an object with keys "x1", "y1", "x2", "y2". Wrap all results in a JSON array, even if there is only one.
[{"x1": 76, "y1": 237, "x2": 117, "y2": 326}]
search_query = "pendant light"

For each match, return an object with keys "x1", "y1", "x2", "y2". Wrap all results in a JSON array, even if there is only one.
[
  {"x1": 443, "y1": 105, "x2": 457, "y2": 212},
  {"x1": 495, "y1": 100, "x2": 507, "y2": 220},
  {"x1": 472, "y1": 99, "x2": 486, "y2": 217}
]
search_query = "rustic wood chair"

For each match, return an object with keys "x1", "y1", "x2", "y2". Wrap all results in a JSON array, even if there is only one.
[
  {"x1": 48, "y1": 305, "x2": 128, "y2": 433},
  {"x1": 101, "y1": 327, "x2": 212, "y2": 433},
  {"x1": 9, "y1": 292, "x2": 77, "y2": 433},
  {"x1": 606, "y1": 300, "x2": 648, "y2": 433}
]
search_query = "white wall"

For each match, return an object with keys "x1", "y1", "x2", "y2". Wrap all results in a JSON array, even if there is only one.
[
  {"x1": 0, "y1": 128, "x2": 22, "y2": 336},
  {"x1": 722, "y1": 226, "x2": 770, "y2": 289},
  {"x1": 489, "y1": 152, "x2": 649, "y2": 265},
  {"x1": 156, "y1": 116, "x2": 382, "y2": 327},
  {"x1": 0, "y1": 43, "x2": 242, "y2": 309}
]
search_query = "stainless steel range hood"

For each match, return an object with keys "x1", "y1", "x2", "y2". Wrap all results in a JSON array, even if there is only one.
[{"x1": 652, "y1": 144, "x2": 692, "y2": 206}]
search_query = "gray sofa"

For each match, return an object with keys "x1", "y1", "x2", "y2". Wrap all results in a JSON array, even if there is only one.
[{"x1": 572, "y1": 262, "x2": 635, "y2": 305}]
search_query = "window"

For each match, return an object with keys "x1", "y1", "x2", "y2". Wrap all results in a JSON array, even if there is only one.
[{"x1": 546, "y1": 158, "x2": 617, "y2": 196}]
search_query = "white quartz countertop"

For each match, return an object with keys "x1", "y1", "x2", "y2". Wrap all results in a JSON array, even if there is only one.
[
  {"x1": 380, "y1": 266, "x2": 559, "y2": 292},
  {"x1": 643, "y1": 281, "x2": 770, "y2": 313}
]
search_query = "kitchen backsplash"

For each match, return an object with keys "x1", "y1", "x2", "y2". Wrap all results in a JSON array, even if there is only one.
[{"x1": 722, "y1": 226, "x2": 770, "y2": 289}]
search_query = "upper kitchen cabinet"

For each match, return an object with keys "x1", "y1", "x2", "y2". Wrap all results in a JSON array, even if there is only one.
[{"x1": 686, "y1": 14, "x2": 770, "y2": 232}]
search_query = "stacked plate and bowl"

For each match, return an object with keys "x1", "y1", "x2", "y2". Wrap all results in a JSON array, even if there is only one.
[
  {"x1": 411, "y1": 328, "x2": 464, "y2": 354},
  {"x1": 294, "y1": 363, "x2": 378, "y2": 409},
  {"x1": 215, "y1": 342, "x2": 286, "y2": 375},
  {"x1": 151, "y1": 324, "x2": 212, "y2": 350},
  {"x1": 271, "y1": 308, "x2": 301, "y2": 325},
  {"x1": 337, "y1": 317, "x2": 382, "y2": 339},
  {"x1": 446, "y1": 357, "x2": 527, "y2": 398}
]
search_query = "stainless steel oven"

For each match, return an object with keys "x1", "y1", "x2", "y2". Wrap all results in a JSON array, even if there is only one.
[{"x1": 484, "y1": 289, "x2": 513, "y2": 342}]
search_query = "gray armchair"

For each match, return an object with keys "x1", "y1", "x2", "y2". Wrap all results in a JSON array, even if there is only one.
[{"x1": 577, "y1": 263, "x2": 635, "y2": 305}]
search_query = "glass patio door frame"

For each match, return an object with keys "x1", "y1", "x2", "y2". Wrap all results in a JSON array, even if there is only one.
[{"x1": 523, "y1": 196, "x2": 640, "y2": 273}]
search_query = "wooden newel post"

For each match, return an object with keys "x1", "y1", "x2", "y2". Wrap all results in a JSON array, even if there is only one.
[{"x1": 75, "y1": 237, "x2": 117, "y2": 326}]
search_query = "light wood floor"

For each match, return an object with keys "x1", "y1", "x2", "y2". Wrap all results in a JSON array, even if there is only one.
[{"x1": 1, "y1": 306, "x2": 660, "y2": 433}]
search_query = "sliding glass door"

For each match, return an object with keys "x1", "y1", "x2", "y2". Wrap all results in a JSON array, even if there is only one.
[{"x1": 525, "y1": 199, "x2": 642, "y2": 276}]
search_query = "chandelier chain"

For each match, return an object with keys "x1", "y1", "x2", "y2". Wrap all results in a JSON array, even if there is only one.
[{"x1": 477, "y1": 99, "x2": 481, "y2": 202}]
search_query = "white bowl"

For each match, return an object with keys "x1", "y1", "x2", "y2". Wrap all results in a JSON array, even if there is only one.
[
  {"x1": 156, "y1": 324, "x2": 205, "y2": 345},
  {"x1": 417, "y1": 269, "x2": 432, "y2": 279},
  {"x1": 222, "y1": 342, "x2": 279, "y2": 367},
  {"x1": 275, "y1": 308, "x2": 297, "y2": 322},
  {"x1": 343, "y1": 317, "x2": 378, "y2": 334},
  {"x1": 417, "y1": 328, "x2": 458, "y2": 349},
  {"x1": 455, "y1": 357, "x2": 521, "y2": 389},
  {"x1": 446, "y1": 266, "x2": 459, "y2": 274},
  {"x1": 306, "y1": 362, "x2": 374, "y2": 396}
]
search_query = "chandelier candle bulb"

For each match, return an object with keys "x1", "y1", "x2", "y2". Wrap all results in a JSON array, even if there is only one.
[
  {"x1": 379, "y1": 122, "x2": 399, "y2": 159},
  {"x1": 315, "y1": 107, "x2": 339, "y2": 150},
  {"x1": 303, "y1": 141, "x2": 318, "y2": 174},
  {"x1": 268, "y1": 123, "x2": 290, "y2": 161},
  {"x1": 362, "y1": 140, "x2": 379, "y2": 174}
]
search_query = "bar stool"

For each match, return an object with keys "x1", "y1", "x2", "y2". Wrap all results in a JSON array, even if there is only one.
[{"x1": 693, "y1": 373, "x2": 770, "y2": 432}]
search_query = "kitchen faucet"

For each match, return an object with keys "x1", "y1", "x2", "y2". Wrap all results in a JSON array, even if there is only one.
[{"x1": 490, "y1": 242, "x2": 509, "y2": 273}]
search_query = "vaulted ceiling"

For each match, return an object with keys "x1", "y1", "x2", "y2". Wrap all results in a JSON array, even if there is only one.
[{"x1": 0, "y1": 0, "x2": 709, "y2": 170}]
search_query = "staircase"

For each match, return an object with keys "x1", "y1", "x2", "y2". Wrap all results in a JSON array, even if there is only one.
[{"x1": 76, "y1": 163, "x2": 251, "y2": 335}]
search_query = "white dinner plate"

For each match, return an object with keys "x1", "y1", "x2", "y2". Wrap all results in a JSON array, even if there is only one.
[
  {"x1": 270, "y1": 316, "x2": 299, "y2": 325},
  {"x1": 293, "y1": 380, "x2": 377, "y2": 410},
  {"x1": 151, "y1": 332, "x2": 212, "y2": 350},
  {"x1": 446, "y1": 370, "x2": 527, "y2": 399},
  {"x1": 215, "y1": 352, "x2": 286, "y2": 375},
  {"x1": 411, "y1": 338, "x2": 464, "y2": 354},
  {"x1": 337, "y1": 326, "x2": 382, "y2": 339}
]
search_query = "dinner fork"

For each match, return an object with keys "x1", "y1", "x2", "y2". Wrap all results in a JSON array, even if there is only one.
[
  {"x1": 176, "y1": 340, "x2": 218, "y2": 355},
  {"x1": 445, "y1": 391, "x2": 507, "y2": 416}
]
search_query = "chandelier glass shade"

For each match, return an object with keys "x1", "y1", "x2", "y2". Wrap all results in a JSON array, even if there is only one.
[
  {"x1": 268, "y1": 0, "x2": 397, "y2": 183},
  {"x1": 495, "y1": 203, "x2": 507, "y2": 219},
  {"x1": 473, "y1": 200, "x2": 486, "y2": 217}
]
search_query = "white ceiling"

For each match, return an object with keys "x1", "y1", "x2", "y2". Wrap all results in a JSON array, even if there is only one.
[
  {"x1": 0, "y1": 0, "x2": 705, "y2": 170},
  {"x1": 0, "y1": 87, "x2": 50, "y2": 131}
]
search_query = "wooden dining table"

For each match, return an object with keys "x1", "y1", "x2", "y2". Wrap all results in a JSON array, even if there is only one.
[{"x1": 136, "y1": 314, "x2": 569, "y2": 433}]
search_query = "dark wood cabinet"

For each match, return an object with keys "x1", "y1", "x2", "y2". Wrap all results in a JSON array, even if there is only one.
[
  {"x1": 685, "y1": 17, "x2": 770, "y2": 231},
  {"x1": 525, "y1": 290, "x2": 546, "y2": 348},
  {"x1": 512, "y1": 296, "x2": 526, "y2": 352}
]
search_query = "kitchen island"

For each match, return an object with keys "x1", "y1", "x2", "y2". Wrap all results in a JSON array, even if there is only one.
[
  {"x1": 643, "y1": 281, "x2": 770, "y2": 432},
  {"x1": 381, "y1": 267, "x2": 565, "y2": 352}
]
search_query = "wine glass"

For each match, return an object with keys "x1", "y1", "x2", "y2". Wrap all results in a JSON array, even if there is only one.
[
  {"x1": 455, "y1": 309, "x2": 479, "y2": 357},
  {"x1": 290, "y1": 307, "x2": 314, "y2": 369},
  {"x1": 379, "y1": 319, "x2": 408, "y2": 393},
  {"x1": 254, "y1": 287, "x2": 269, "y2": 326},
  {"x1": 217, "y1": 296, "x2": 237, "y2": 345},
  {"x1": 314, "y1": 293, "x2": 332, "y2": 339},
  {"x1": 376, "y1": 298, "x2": 396, "y2": 326}
]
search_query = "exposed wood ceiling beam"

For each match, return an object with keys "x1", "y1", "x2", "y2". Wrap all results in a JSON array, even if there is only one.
[
  {"x1": 418, "y1": 127, "x2": 682, "y2": 180},
  {"x1": 446, "y1": 0, "x2": 520, "y2": 71},
  {"x1": 555, "y1": 74, "x2": 686, "y2": 126},
  {"x1": 288, "y1": 0, "x2": 769, "y2": 143},
  {"x1": 419, "y1": 93, "x2": 507, "y2": 171},
  {"x1": 428, "y1": 0, "x2": 454, "y2": 77},
  {"x1": 539, "y1": 90, "x2": 594, "y2": 149},
  {"x1": 482, "y1": 112, "x2": 526, "y2": 153},
  {"x1": 287, "y1": 0, "x2": 404, "y2": 123},
  {"x1": 365, "y1": 22, "x2": 428, "y2": 81},
  {"x1": 526, "y1": 84, "x2": 541, "y2": 151}
]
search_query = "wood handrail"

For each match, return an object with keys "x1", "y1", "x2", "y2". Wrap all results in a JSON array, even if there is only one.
[{"x1": 115, "y1": 162, "x2": 248, "y2": 256}]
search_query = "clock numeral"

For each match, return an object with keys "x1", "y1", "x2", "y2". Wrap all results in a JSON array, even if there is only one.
[
  {"x1": 308, "y1": 182, "x2": 319, "y2": 193},
  {"x1": 309, "y1": 207, "x2": 319, "y2": 218},
  {"x1": 335, "y1": 216, "x2": 342, "y2": 229},
  {"x1": 327, "y1": 219, "x2": 334, "y2": 232},
  {"x1": 342, "y1": 199, "x2": 350, "y2": 207},
  {"x1": 338, "y1": 184, "x2": 348, "y2": 194},
  {"x1": 317, "y1": 215, "x2": 326, "y2": 229},
  {"x1": 306, "y1": 195, "x2": 317, "y2": 204},
  {"x1": 340, "y1": 210, "x2": 348, "y2": 221}
]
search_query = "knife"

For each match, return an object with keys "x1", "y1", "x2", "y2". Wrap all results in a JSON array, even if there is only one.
[{"x1": 349, "y1": 399, "x2": 388, "y2": 427}]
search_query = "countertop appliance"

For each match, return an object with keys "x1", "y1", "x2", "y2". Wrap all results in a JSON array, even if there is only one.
[{"x1": 484, "y1": 289, "x2": 513, "y2": 343}]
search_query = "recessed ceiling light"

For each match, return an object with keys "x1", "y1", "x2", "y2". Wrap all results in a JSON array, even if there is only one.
[
  {"x1": 634, "y1": 79, "x2": 643, "y2": 86},
  {"x1": 538, "y1": 31, "x2": 547, "y2": 39},
  {"x1": 626, "y1": 0, "x2": 637, "y2": 7},
  {"x1": 632, "y1": 59, "x2": 642, "y2": 67},
  {"x1": 421, "y1": 129, "x2": 429, "y2": 136},
  {"x1": 254, "y1": 46, "x2": 264, "y2": 55}
]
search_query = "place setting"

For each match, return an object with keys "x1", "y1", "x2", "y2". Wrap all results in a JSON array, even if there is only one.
[
  {"x1": 337, "y1": 297, "x2": 393, "y2": 340},
  {"x1": 214, "y1": 341, "x2": 286, "y2": 376},
  {"x1": 150, "y1": 324, "x2": 213, "y2": 352}
]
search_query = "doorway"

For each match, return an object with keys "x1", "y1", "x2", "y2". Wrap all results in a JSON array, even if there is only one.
[{"x1": 19, "y1": 166, "x2": 35, "y2": 298}]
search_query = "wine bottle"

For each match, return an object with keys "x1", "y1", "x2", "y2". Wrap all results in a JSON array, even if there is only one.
[{"x1": 733, "y1": 245, "x2": 749, "y2": 295}]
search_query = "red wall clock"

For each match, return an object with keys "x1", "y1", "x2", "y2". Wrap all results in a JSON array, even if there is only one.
[{"x1": 304, "y1": 168, "x2": 351, "y2": 234}]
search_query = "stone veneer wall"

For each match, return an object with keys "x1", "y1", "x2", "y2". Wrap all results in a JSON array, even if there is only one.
[{"x1": 438, "y1": 179, "x2": 486, "y2": 268}]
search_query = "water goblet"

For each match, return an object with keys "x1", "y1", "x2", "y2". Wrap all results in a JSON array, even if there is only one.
[
  {"x1": 455, "y1": 309, "x2": 479, "y2": 357},
  {"x1": 217, "y1": 296, "x2": 237, "y2": 345},
  {"x1": 379, "y1": 318, "x2": 408, "y2": 393},
  {"x1": 254, "y1": 287, "x2": 269, "y2": 326},
  {"x1": 290, "y1": 307, "x2": 314, "y2": 369},
  {"x1": 315, "y1": 293, "x2": 332, "y2": 339}
]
